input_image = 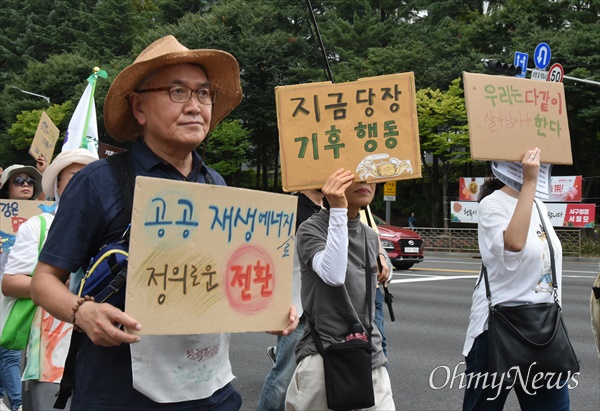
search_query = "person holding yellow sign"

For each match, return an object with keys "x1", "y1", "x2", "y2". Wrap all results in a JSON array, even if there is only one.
[{"x1": 30, "y1": 35, "x2": 298, "y2": 411}]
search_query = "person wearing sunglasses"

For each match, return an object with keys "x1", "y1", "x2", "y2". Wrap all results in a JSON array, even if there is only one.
[
  {"x1": 0, "y1": 165, "x2": 44, "y2": 411},
  {"x1": 0, "y1": 165, "x2": 43, "y2": 201},
  {"x1": 2, "y1": 150, "x2": 97, "y2": 411}
]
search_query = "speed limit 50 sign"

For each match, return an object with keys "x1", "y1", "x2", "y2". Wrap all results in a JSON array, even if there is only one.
[{"x1": 548, "y1": 63, "x2": 564, "y2": 83}]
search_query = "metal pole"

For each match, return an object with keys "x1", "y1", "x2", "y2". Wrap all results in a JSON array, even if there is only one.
[
  {"x1": 385, "y1": 200, "x2": 391, "y2": 224},
  {"x1": 305, "y1": 0, "x2": 334, "y2": 83},
  {"x1": 525, "y1": 68, "x2": 600, "y2": 86}
]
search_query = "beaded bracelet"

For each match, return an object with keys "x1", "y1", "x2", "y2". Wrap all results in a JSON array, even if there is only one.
[{"x1": 71, "y1": 295, "x2": 94, "y2": 332}]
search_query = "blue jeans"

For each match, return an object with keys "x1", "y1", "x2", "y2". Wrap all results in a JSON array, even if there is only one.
[
  {"x1": 256, "y1": 319, "x2": 305, "y2": 411},
  {"x1": 463, "y1": 331, "x2": 570, "y2": 411},
  {"x1": 375, "y1": 287, "x2": 387, "y2": 357},
  {"x1": 0, "y1": 348, "x2": 22, "y2": 410}
]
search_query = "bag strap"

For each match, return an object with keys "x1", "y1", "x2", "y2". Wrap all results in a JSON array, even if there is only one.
[
  {"x1": 107, "y1": 151, "x2": 136, "y2": 224},
  {"x1": 38, "y1": 215, "x2": 47, "y2": 255},
  {"x1": 310, "y1": 223, "x2": 374, "y2": 354},
  {"x1": 534, "y1": 200, "x2": 558, "y2": 296},
  {"x1": 482, "y1": 199, "x2": 558, "y2": 309}
]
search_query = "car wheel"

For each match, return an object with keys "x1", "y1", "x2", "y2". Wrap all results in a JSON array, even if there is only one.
[{"x1": 393, "y1": 262, "x2": 414, "y2": 270}]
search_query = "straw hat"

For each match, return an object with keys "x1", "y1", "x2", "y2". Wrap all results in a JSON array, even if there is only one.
[
  {"x1": 104, "y1": 35, "x2": 243, "y2": 142},
  {"x1": 0, "y1": 165, "x2": 43, "y2": 199},
  {"x1": 42, "y1": 149, "x2": 98, "y2": 198}
]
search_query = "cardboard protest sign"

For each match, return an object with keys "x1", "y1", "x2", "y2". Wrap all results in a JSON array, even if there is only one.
[
  {"x1": 126, "y1": 176, "x2": 297, "y2": 335},
  {"x1": 0, "y1": 200, "x2": 56, "y2": 253},
  {"x1": 276, "y1": 73, "x2": 421, "y2": 191},
  {"x1": 29, "y1": 112, "x2": 59, "y2": 162},
  {"x1": 463, "y1": 72, "x2": 572, "y2": 165}
]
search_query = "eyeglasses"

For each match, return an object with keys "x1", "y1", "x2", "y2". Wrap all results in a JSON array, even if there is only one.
[
  {"x1": 135, "y1": 85, "x2": 217, "y2": 105},
  {"x1": 12, "y1": 176, "x2": 36, "y2": 187}
]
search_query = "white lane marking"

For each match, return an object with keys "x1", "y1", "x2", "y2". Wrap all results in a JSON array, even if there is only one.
[{"x1": 390, "y1": 275, "x2": 478, "y2": 284}]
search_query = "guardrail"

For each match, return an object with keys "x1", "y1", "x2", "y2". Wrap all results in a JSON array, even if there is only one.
[{"x1": 411, "y1": 227, "x2": 584, "y2": 257}]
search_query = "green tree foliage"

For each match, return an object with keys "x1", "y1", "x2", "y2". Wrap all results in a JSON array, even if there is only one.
[
  {"x1": 1, "y1": 0, "x2": 598, "y2": 226},
  {"x1": 417, "y1": 78, "x2": 470, "y2": 227},
  {"x1": 203, "y1": 119, "x2": 251, "y2": 186},
  {"x1": 7, "y1": 103, "x2": 72, "y2": 151}
]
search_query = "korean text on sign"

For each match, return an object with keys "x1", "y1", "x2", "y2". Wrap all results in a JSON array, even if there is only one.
[
  {"x1": 463, "y1": 72, "x2": 572, "y2": 165},
  {"x1": 127, "y1": 177, "x2": 298, "y2": 336},
  {"x1": 277, "y1": 73, "x2": 421, "y2": 191}
]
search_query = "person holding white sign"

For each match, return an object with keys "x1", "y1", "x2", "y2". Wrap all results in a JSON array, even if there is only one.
[
  {"x1": 462, "y1": 148, "x2": 571, "y2": 410},
  {"x1": 30, "y1": 36, "x2": 298, "y2": 411}
]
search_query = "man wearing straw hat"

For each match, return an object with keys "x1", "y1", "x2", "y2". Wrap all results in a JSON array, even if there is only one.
[{"x1": 31, "y1": 36, "x2": 298, "y2": 410}]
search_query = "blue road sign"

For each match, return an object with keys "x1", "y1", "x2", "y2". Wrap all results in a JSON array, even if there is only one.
[
  {"x1": 533, "y1": 42, "x2": 552, "y2": 70},
  {"x1": 514, "y1": 52, "x2": 528, "y2": 78}
]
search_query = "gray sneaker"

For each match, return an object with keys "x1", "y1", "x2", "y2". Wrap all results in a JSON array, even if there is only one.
[{"x1": 266, "y1": 346, "x2": 276, "y2": 365}]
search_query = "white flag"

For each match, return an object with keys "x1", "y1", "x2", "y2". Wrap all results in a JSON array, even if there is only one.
[{"x1": 61, "y1": 71, "x2": 106, "y2": 158}]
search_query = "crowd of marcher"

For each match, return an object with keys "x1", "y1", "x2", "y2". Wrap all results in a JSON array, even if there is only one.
[{"x1": 0, "y1": 34, "x2": 590, "y2": 411}]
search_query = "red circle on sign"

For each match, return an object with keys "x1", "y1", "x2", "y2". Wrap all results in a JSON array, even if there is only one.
[
  {"x1": 547, "y1": 63, "x2": 564, "y2": 83},
  {"x1": 224, "y1": 244, "x2": 275, "y2": 314}
]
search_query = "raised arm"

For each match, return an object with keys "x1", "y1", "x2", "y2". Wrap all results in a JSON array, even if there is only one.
[{"x1": 503, "y1": 147, "x2": 541, "y2": 252}]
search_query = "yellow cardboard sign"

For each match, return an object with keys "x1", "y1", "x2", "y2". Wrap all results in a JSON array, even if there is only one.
[
  {"x1": 463, "y1": 72, "x2": 572, "y2": 165},
  {"x1": 0, "y1": 200, "x2": 56, "y2": 252},
  {"x1": 29, "y1": 112, "x2": 59, "y2": 162},
  {"x1": 126, "y1": 176, "x2": 297, "y2": 335},
  {"x1": 276, "y1": 73, "x2": 421, "y2": 191}
]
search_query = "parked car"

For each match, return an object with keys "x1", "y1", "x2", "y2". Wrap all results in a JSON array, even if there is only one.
[{"x1": 373, "y1": 214, "x2": 424, "y2": 270}]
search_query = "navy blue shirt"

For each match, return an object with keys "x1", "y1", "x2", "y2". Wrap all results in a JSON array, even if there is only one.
[{"x1": 39, "y1": 140, "x2": 236, "y2": 410}]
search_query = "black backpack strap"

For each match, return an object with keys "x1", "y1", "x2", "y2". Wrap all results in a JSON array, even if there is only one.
[
  {"x1": 55, "y1": 152, "x2": 135, "y2": 409},
  {"x1": 107, "y1": 151, "x2": 136, "y2": 222}
]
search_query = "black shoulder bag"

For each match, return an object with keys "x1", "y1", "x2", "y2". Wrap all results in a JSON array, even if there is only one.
[
  {"x1": 308, "y1": 229, "x2": 375, "y2": 411},
  {"x1": 484, "y1": 200, "x2": 580, "y2": 384}
]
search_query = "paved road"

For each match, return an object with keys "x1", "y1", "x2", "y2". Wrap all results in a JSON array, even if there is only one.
[{"x1": 230, "y1": 255, "x2": 600, "y2": 410}]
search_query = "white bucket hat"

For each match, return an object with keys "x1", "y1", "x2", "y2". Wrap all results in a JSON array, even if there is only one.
[{"x1": 42, "y1": 149, "x2": 98, "y2": 198}]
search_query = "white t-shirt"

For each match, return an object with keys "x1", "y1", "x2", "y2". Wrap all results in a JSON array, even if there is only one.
[
  {"x1": 463, "y1": 190, "x2": 562, "y2": 356},
  {"x1": 2, "y1": 213, "x2": 54, "y2": 328}
]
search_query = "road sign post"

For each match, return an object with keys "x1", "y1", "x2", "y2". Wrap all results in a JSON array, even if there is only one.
[
  {"x1": 548, "y1": 63, "x2": 564, "y2": 83},
  {"x1": 514, "y1": 52, "x2": 528, "y2": 79},
  {"x1": 384, "y1": 181, "x2": 396, "y2": 202},
  {"x1": 531, "y1": 69, "x2": 548, "y2": 81},
  {"x1": 384, "y1": 181, "x2": 396, "y2": 223},
  {"x1": 533, "y1": 42, "x2": 552, "y2": 70}
]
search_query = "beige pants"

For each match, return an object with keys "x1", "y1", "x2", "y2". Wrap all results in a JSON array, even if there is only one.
[{"x1": 285, "y1": 354, "x2": 395, "y2": 410}]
